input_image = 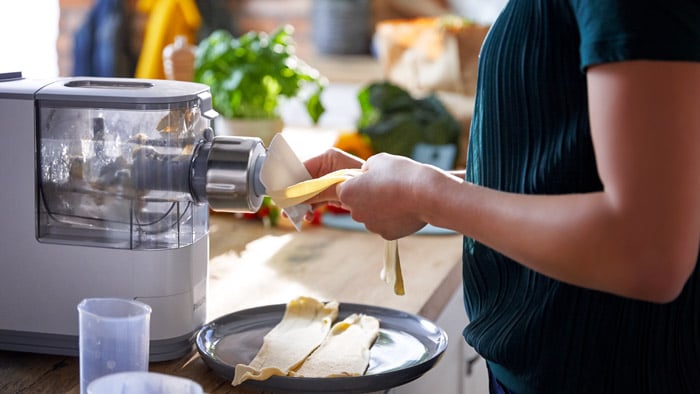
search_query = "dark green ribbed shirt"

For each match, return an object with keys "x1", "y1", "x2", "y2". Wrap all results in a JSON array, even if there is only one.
[{"x1": 463, "y1": 1, "x2": 700, "y2": 393}]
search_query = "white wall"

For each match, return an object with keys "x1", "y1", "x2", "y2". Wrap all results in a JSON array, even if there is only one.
[{"x1": 0, "y1": 0, "x2": 60, "y2": 78}]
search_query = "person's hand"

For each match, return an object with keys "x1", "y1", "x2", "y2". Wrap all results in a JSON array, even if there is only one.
[
  {"x1": 302, "y1": 148, "x2": 364, "y2": 209},
  {"x1": 337, "y1": 153, "x2": 436, "y2": 240}
]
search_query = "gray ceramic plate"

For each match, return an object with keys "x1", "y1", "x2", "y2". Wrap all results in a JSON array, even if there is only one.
[
  {"x1": 322, "y1": 213, "x2": 456, "y2": 235},
  {"x1": 195, "y1": 303, "x2": 448, "y2": 393}
]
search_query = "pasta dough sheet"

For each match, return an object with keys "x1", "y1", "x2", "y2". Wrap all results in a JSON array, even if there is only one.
[
  {"x1": 382, "y1": 240, "x2": 405, "y2": 295},
  {"x1": 232, "y1": 297, "x2": 339, "y2": 386},
  {"x1": 261, "y1": 134, "x2": 405, "y2": 296},
  {"x1": 292, "y1": 313, "x2": 380, "y2": 378},
  {"x1": 266, "y1": 168, "x2": 363, "y2": 209},
  {"x1": 265, "y1": 168, "x2": 406, "y2": 295}
]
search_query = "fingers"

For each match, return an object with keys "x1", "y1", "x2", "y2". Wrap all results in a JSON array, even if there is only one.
[
  {"x1": 304, "y1": 148, "x2": 364, "y2": 178},
  {"x1": 303, "y1": 187, "x2": 341, "y2": 206},
  {"x1": 333, "y1": 148, "x2": 366, "y2": 169}
]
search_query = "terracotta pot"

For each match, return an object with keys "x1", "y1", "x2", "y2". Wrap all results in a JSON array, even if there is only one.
[{"x1": 213, "y1": 117, "x2": 284, "y2": 146}]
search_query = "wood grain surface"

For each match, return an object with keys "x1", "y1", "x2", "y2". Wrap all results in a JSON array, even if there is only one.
[{"x1": 1, "y1": 215, "x2": 462, "y2": 394}]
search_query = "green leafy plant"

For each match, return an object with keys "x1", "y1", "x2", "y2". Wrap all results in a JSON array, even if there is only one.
[
  {"x1": 194, "y1": 25, "x2": 326, "y2": 122},
  {"x1": 358, "y1": 82, "x2": 460, "y2": 158}
]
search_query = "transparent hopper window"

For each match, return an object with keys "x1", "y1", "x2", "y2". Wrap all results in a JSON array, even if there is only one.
[{"x1": 37, "y1": 102, "x2": 209, "y2": 250}]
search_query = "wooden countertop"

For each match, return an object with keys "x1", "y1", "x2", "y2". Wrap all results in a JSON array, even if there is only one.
[
  {"x1": 0, "y1": 213, "x2": 462, "y2": 394},
  {"x1": 0, "y1": 126, "x2": 463, "y2": 393}
]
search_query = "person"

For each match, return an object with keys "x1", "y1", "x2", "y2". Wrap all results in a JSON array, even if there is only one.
[{"x1": 303, "y1": 1, "x2": 700, "y2": 393}]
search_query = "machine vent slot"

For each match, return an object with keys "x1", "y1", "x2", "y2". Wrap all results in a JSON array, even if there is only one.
[{"x1": 64, "y1": 80, "x2": 154, "y2": 89}]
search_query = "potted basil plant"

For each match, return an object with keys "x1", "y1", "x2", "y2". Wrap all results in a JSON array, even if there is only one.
[{"x1": 194, "y1": 25, "x2": 326, "y2": 144}]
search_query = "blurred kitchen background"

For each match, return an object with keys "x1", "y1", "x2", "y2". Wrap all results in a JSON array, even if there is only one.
[
  {"x1": 1, "y1": 0, "x2": 506, "y2": 166},
  {"x1": 55, "y1": 0, "x2": 378, "y2": 83}
]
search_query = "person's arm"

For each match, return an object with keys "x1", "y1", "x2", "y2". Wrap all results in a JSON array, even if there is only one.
[{"x1": 335, "y1": 60, "x2": 700, "y2": 303}]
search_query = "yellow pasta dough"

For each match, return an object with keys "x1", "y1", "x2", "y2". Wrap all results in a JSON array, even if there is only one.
[
  {"x1": 292, "y1": 313, "x2": 380, "y2": 378},
  {"x1": 265, "y1": 168, "x2": 363, "y2": 209},
  {"x1": 265, "y1": 169, "x2": 406, "y2": 295},
  {"x1": 232, "y1": 297, "x2": 339, "y2": 386},
  {"x1": 232, "y1": 297, "x2": 383, "y2": 386},
  {"x1": 382, "y1": 240, "x2": 405, "y2": 295},
  {"x1": 262, "y1": 135, "x2": 405, "y2": 295}
]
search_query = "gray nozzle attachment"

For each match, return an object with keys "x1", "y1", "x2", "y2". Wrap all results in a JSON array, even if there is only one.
[
  {"x1": 191, "y1": 135, "x2": 266, "y2": 213},
  {"x1": 252, "y1": 151, "x2": 267, "y2": 196}
]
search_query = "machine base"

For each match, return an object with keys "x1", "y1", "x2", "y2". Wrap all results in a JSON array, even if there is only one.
[{"x1": 0, "y1": 329, "x2": 196, "y2": 362}]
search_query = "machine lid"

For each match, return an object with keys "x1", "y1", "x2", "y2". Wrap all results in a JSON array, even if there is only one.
[
  {"x1": 35, "y1": 77, "x2": 213, "y2": 110},
  {"x1": 0, "y1": 72, "x2": 53, "y2": 99}
]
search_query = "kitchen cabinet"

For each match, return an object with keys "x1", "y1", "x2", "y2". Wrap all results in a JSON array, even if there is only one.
[{"x1": 392, "y1": 288, "x2": 489, "y2": 394}]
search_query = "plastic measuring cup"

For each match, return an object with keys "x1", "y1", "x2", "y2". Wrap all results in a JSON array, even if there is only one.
[
  {"x1": 87, "y1": 371, "x2": 203, "y2": 394},
  {"x1": 77, "y1": 298, "x2": 152, "y2": 394}
]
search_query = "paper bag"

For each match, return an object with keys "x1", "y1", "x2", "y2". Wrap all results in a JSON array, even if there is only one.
[{"x1": 374, "y1": 17, "x2": 489, "y2": 97}]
